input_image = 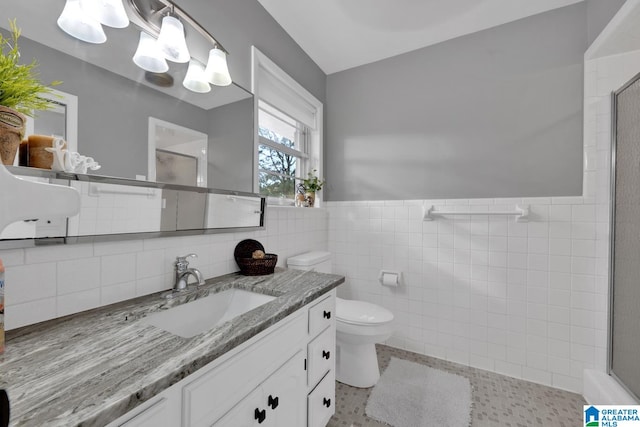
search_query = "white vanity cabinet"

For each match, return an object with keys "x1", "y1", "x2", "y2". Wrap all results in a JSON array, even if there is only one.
[{"x1": 106, "y1": 289, "x2": 336, "y2": 427}]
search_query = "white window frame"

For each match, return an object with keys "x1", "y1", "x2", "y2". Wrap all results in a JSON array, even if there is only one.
[
  {"x1": 251, "y1": 46, "x2": 323, "y2": 205},
  {"x1": 257, "y1": 102, "x2": 309, "y2": 197}
]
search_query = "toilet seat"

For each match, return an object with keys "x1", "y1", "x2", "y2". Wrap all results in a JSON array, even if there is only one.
[{"x1": 336, "y1": 298, "x2": 393, "y2": 325}]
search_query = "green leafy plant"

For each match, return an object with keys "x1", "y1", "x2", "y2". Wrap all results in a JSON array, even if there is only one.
[
  {"x1": 0, "y1": 19, "x2": 59, "y2": 116},
  {"x1": 301, "y1": 169, "x2": 325, "y2": 192}
]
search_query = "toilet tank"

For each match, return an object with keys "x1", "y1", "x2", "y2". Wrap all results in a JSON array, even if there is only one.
[{"x1": 287, "y1": 251, "x2": 332, "y2": 273}]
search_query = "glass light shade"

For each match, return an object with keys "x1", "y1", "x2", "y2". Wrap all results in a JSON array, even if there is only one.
[
  {"x1": 157, "y1": 16, "x2": 190, "y2": 63},
  {"x1": 98, "y1": 0, "x2": 129, "y2": 28},
  {"x1": 132, "y1": 32, "x2": 169, "y2": 73},
  {"x1": 57, "y1": 0, "x2": 106, "y2": 44},
  {"x1": 204, "y1": 47, "x2": 232, "y2": 86},
  {"x1": 183, "y1": 60, "x2": 211, "y2": 93}
]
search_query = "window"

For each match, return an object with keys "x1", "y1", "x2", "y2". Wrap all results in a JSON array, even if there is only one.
[
  {"x1": 252, "y1": 47, "x2": 323, "y2": 205},
  {"x1": 258, "y1": 102, "x2": 308, "y2": 199}
]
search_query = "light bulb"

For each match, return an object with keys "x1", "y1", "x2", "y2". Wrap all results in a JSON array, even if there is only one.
[
  {"x1": 204, "y1": 47, "x2": 232, "y2": 86},
  {"x1": 157, "y1": 15, "x2": 190, "y2": 63},
  {"x1": 132, "y1": 32, "x2": 169, "y2": 73}
]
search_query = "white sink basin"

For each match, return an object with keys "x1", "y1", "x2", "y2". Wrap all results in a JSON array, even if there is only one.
[{"x1": 141, "y1": 288, "x2": 276, "y2": 338}]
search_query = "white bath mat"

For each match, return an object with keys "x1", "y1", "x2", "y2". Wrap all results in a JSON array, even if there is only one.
[{"x1": 365, "y1": 357, "x2": 472, "y2": 427}]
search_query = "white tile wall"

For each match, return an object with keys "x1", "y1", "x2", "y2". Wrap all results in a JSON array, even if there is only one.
[
  {"x1": 1, "y1": 206, "x2": 328, "y2": 330},
  {"x1": 328, "y1": 198, "x2": 599, "y2": 392}
]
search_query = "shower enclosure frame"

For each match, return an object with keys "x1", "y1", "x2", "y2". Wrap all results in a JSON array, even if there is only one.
[{"x1": 608, "y1": 70, "x2": 640, "y2": 403}]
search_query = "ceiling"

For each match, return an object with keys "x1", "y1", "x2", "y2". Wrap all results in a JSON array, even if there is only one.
[{"x1": 257, "y1": 0, "x2": 585, "y2": 74}]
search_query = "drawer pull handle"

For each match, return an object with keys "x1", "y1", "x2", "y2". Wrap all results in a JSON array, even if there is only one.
[
  {"x1": 268, "y1": 395, "x2": 279, "y2": 410},
  {"x1": 254, "y1": 408, "x2": 266, "y2": 423},
  {"x1": 323, "y1": 310, "x2": 331, "y2": 319},
  {"x1": 323, "y1": 397, "x2": 331, "y2": 408},
  {"x1": 322, "y1": 350, "x2": 330, "y2": 360}
]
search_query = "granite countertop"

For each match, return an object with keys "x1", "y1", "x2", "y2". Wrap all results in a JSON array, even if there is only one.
[{"x1": 0, "y1": 268, "x2": 344, "y2": 427}]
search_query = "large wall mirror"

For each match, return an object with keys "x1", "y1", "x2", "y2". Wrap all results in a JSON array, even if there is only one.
[
  {"x1": 0, "y1": 0, "x2": 262, "y2": 245},
  {"x1": 1, "y1": 0, "x2": 255, "y2": 193}
]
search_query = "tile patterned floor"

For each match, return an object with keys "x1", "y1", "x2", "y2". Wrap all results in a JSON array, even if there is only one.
[{"x1": 328, "y1": 344, "x2": 586, "y2": 427}]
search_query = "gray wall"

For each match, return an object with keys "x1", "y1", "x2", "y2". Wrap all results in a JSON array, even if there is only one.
[
  {"x1": 586, "y1": 0, "x2": 626, "y2": 45},
  {"x1": 325, "y1": 2, "x2": 616, "y2": 201},
  {"x1": 208, "y1": 98, "x2": 255, "y2": 192},
  {"x1": 180, "y1": 0, "x2": 326, "y2": 105}
]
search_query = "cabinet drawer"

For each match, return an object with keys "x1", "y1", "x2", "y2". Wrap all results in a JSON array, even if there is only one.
[
  {"x1": 307, "y1": 370, "x2": 335, "y2": 427},
  {"x1": 308, "y1": 293, "x2": 335, "y2": 337},
  {"x1": 307, "y1": 326, "x2": 335, "y2": 388},
  {"x1": 183, "y1": 311, "x2": 306, "y2": 427}
]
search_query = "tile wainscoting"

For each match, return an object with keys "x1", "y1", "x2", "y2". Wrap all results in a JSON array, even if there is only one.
[
  {"x1": 327, "y1": 197, "x2": 603, "y2": 394},
  {"x1": 1, "y1": 206, "x2": 328, "y2": 330}
]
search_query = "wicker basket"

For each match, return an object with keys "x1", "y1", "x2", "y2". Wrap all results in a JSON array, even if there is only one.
[{"x1": 234, "y1": 239, "x2": 278, "y2": 276}]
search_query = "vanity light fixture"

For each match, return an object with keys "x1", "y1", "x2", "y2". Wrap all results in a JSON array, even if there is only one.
[
  {"x1": 57, "y1": 0, "x2": 232, "y2": 92},
  {"x1": 183, "y1": 59, "x2": 211, "y2": 93},
  {"x1": 204, "y1": 46, "x2": 232, "y2": 87},
  {"x1": 157, "y1": 14, "x2": 190, "y2": 63},
  {"x1": 132, "y1": 31, "x2": 169, "y2": 73},
  {"x1": 57, "y1": 0, "x2": 107, "y2": 44}
]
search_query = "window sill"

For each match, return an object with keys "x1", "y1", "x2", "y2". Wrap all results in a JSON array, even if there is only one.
[{"x1": 267, "y1": 204, "x2": 326, "y2": 211}]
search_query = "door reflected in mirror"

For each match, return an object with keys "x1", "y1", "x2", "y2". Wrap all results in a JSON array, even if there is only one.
[{"x1": 149, "y1": 118, "x2": 208, "y2": 187}]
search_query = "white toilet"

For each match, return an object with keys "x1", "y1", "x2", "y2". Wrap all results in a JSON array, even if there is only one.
[{"x1": 287, "y1": 251, "x2": 394, "y2": 388}]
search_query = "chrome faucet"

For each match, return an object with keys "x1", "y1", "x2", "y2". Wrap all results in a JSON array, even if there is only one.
[{"x1": 173, "y1": 254, "x2": 205, "y2": 291}]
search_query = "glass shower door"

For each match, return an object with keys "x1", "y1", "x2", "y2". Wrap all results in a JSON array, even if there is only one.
[{"x1": 610, "y1": 72, "x2": 640, "y2": 401}]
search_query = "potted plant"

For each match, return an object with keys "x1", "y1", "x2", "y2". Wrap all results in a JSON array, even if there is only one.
[
  {"x1": 0, "y1": 19, "x2": 59, "y2": 165},
  {"x1": 300, "y1": 169, "x2": 325, "y2": 207}
]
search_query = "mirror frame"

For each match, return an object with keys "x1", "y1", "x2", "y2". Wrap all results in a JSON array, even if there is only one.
[{"x1": 0, "y1": 166, "x2": 266, "y2": 249}]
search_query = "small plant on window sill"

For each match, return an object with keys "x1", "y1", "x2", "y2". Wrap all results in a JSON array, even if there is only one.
[{"x1": 298, "y1": 170, "x2": 325, "y2": 207}]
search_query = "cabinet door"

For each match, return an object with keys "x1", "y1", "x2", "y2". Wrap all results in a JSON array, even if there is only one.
[
  {"x1": 213, "y1": 351, "x2": 305, "y2": 427},
  {"x1": 261, "y1": 350, "x2": 306, "y2": 427},
  {"x1": 213, "y1": 386, "x2": 269, "y2": 427}
]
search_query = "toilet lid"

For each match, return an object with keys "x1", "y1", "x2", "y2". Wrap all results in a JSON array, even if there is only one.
[{"x1": 336, "y1": 298, "x2": 394, "y2": 325}]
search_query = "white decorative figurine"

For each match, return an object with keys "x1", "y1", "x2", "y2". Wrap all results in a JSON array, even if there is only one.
[{"x1": 45, "y1": 139, "x2": 101, "y2": 173}]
